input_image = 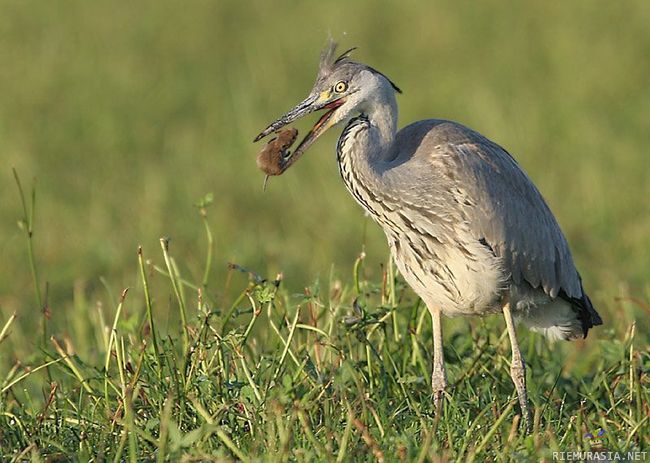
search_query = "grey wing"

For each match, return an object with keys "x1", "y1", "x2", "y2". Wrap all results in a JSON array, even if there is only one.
[
  {"x1": 439, "y1": 138, "x2": 582, "y2": 299},
  {"x1": 389, "y1": 120, "x2": 601, "y2": 332}
]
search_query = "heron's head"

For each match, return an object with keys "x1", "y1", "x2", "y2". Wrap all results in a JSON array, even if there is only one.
[{"x1": 254, "y1": 41, "x2": 401, "y2": 158}]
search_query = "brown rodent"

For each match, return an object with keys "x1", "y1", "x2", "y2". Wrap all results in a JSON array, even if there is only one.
[{"x1": 256, "y1": 127, "x2": 298, "y2": 176}]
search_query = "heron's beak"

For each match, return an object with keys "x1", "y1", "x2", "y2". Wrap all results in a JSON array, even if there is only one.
[{"x1": 254, "y1": 94, "x2": 346, "y2": 165}]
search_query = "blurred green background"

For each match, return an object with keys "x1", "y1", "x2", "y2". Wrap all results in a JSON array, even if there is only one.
[{"x1": 1, "y1": 0, "x2": 648, "y2": 339}]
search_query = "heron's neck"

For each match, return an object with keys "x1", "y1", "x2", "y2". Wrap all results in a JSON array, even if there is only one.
[
  {"x1": 362, "y1": 92, "x2": 398, "y2": 158},
  {"x1": 338, "y1": 92, "x2": 398, "y2": 164},
  {"x1": 336, "y1": 93, "x2": 398, "y2": 216}
]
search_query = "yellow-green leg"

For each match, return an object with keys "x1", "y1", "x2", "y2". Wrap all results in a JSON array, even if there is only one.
[
  {"x1": 503, "y1": 302, "x2": 531, "y2": 433},
  {"x1": 430, "y1": 307, "x2": 447, "y2": 414}
]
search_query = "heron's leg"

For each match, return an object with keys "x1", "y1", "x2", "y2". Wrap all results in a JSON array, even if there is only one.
[
  {"x1": 502, "y1": 302, "x2": 531, "y2": 432},
  {"x1": 430, "y1": 307, "x2": 447, "y2": 413}
]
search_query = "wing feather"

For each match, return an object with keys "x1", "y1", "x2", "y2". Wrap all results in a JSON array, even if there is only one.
[
  {"x1": 447, "y1": 138, "x2": 582, "y2": 298},
  {"x1": 393, "y1": 120, "x2": 583, "y2": 299}
]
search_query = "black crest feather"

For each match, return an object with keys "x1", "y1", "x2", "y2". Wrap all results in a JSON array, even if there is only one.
[{"x1": 317, "y1": 39, "x2": 401, "y2": 94}]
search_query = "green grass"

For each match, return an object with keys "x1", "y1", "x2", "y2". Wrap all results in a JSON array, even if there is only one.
[
  {"x1": 1, "y1": 199, "x2": 648, "y2": 461},
  {"x1": 1, "y1": 0, "x2": 649, "y2": 460}
]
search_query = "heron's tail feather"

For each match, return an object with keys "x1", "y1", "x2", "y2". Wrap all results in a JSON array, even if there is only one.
[
  {"x1": 513, "y1": 279, "x2": 603, "y2": 341},
  {"x1": 558, "y1": 286, "x2": 603, "y2": 338},
  {"x1": 518, "y1": 298, "x2": 587, "y2": 341}
]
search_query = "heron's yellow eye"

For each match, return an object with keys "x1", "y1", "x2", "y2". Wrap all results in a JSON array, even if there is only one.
[{"x1": 334, "y1": 81, "x2": 348, "y2": 93}]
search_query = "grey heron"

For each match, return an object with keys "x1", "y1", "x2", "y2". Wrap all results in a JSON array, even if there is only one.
[{"x1": 254, "y1": 42, "x2": 603, "y2": 431}]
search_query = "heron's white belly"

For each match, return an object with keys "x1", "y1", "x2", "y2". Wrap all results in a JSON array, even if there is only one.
[{"x1": 387, "y1": 231, "x2": 506, "y2": 317}]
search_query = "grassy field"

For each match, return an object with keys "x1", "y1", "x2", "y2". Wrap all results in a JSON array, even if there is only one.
[{"x1": 0, "y1": 0, "x2": 648, "y2": 460}]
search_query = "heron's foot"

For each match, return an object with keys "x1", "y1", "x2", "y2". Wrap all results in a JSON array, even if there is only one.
[
  {"x1": 510, "y1": 356, "x2": 532, "y2": 433},
  {"x1": 431, "y1": 370, "x2": 447, "y2": 415}
]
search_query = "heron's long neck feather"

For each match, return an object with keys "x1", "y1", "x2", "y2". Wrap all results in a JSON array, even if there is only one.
[{"x1": 336, "y1": 93, "x2": 398, "y2": 218}]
